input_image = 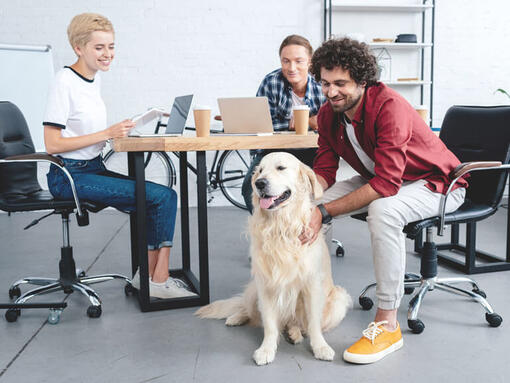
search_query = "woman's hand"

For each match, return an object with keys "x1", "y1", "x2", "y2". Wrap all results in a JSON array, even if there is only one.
[{"x1": 106, "y1": 119, "x2": 135, "y2": 139}]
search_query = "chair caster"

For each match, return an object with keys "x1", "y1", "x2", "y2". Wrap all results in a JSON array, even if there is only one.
[
  {"x1": 124, "y1": 283, "x2": 136, "y2": 296},
  {"x1": 87, "y1": 305, "x2": 102, "y2": 318},
  {"x1": 404, "y1": 287, "x2": 415, "y2": 295},
  {"x1": 9, "y1": 286, "x2": 21, "y2": 300},
  {"x1": 48, "y1": 309, "x2": 63, "y2": 325},
  {"x1": 473, "y1": 288, "x2": 487, "y2": 298},
  {"x1": 408, "y1": 319, "x2": 425, "y2": 334},
  {"x1": 359, "y1": 296, "x2": 373, "y2": 310},
  {"x1": 5, "y1": 309, "x2": 20, "y2": 323},
  {"x1": 76, "y1": 269, "x2": 86, "y2": 278},
  {"x1": 336, "y1": 245, "x2": 345, "y2": 257},
  {"x1": 486, "y1": 313, "x2": 502, "y2": 327}
]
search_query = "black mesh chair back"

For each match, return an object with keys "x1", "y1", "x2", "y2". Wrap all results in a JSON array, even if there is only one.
[{"x1": 439, "y1": 105, "x2": 510, "y2": 208}]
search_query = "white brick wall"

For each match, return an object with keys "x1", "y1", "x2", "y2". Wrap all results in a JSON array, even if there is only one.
[{"x1": 2, "y1": 0, "x2": 510, "y2": 205}]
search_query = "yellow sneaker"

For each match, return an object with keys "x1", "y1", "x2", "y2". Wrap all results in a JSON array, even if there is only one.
[{"x1": 343, "y1": 321, "x2": 403, "y2": 364}]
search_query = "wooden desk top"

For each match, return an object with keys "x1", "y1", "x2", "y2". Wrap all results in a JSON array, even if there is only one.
[{"x1": 113, "y1": 134, "x2": 318, "y2": 152}]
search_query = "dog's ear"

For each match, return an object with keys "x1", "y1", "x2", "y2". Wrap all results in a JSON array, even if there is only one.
[{"x1": 300, "y1": 163, "x2": 323, "y2": 200}]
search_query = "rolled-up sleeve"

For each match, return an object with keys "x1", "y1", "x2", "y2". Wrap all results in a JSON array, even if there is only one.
[
  {"x1": 368, "y1": 99, "x2": 412, "y2": 197},
  {"x1": 313, "y1": 110, "x2": 339, "y2": 188}
]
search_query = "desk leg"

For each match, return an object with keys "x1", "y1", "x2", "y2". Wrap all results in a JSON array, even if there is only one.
[
  {"x1": 179, "y1": 152, "x2": 191, "y2": 271},
  {"x1": 128, "y1": 152, "x2": 150, "y2": 311},
  {"x1": 507, "y1": 183, "x2": 510, "y2": 263},
  {"x1": 196, "y1": 151, "x2": 210, "y2": 304}
]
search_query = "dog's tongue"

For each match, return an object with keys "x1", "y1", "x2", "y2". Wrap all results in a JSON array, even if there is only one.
[{"x1": 259, "y1": 196, "x2": 277, "y2": 209}]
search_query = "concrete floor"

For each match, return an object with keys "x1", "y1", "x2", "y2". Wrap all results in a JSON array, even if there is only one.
[{"x1": 0, "y1": 205, "x2": 509, "y2": 383}]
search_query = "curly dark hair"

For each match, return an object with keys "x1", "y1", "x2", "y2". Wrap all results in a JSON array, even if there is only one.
[{"x1": 311, "y1": 38, "x2": 378, "y2": 86}]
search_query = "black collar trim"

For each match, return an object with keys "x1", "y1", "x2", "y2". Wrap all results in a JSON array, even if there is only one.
[{"x1": 64, "y1": 66, "x2": 94, "y2": 83}]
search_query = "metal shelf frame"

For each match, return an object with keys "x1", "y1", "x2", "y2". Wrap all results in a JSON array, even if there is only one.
[{"x1": 323, "y1": 0, "x2": 436, "y2": 123}]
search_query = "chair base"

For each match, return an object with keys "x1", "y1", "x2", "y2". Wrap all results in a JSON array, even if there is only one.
[
  {"x1": 5, "y1": 243, "x2": 130, "y2": 323},
  {"x1": 358, "y1": 273, "x2": 502, "y2": 334}
]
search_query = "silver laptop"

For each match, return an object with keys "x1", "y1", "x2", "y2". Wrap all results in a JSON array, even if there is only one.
[
  {"x1": 216, "y1": 97, "x2": 274, "y2": 135},
  {"x1": 129, "y1": 94, "x2": 193, "y2": 137}
]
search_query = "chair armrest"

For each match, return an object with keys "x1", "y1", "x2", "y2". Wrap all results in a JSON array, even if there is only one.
[
  {"x1": 4, "y1": 152, "x2": 64, "y2": 167},
  {"x1": 0, "y1": 152, "x2": 84, "y2": 217},
  {"x1": 438, "y1": 162, "x2": 510, "y2": 235},
  {"x1": 451, "y1": 161, "x2": 502, "y2": 179}
]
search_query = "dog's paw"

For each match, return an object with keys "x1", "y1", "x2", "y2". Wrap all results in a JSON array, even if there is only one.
[
  {"x1": 286, "y1": 326, "x2": 304, "y2": 344},
  {"x1": 253, "y1": 347, "x2": 276, "y2": 365},
  {"x1": 225, "y1": 312, "x2": 248, "y2": 326},
  {"x1": 312, "y1": 344, "x2": 335, "y2": 361}
]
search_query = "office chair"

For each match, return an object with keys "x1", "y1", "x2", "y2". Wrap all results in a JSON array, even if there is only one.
[
  {"x1": 342, "y1": 105, "x2": 510, "y2": 334},
  {"x1": 0, "y1": 101, "x2": 131, "y2": 324}
]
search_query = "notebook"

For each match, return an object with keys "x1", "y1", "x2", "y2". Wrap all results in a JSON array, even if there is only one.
[
  {"x1": 129, "y1": 94, "x2": 193, "y2": 137},
  {"x1": 216, "y1": 97, "x2": 274, "y2": 136}
]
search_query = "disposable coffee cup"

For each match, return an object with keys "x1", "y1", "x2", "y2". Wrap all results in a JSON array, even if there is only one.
[
  {"x1": 193, "y1": 106, "x2": 211, "y2": 137},
  {"x1": 293, "y1": 105, "x2": 310, "y2": 135},
  {"x1": 415, "y1": 105, "x2": 428, "y2": 123}
]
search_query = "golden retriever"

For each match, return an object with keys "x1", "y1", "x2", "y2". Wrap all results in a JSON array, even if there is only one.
[{"x1": 196, "y1": 152, "x2": 351, "y2": 365}]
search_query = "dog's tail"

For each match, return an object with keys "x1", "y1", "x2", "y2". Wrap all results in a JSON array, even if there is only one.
[
  {"x1": 195, "y1": 296, "x2": 244, "y2": 319},
  {"x1": 322, "y1": 285, "x2": 353, "y2": 332}
]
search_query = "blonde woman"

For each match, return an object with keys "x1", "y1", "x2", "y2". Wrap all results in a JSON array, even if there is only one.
[{"x1": 43, "y1": 13, "x2": 193, "y2": 299}]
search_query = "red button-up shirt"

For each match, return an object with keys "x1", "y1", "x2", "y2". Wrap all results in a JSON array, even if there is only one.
[{"x1": 313, "y1": 83, "x2": 467, "y2": 197}]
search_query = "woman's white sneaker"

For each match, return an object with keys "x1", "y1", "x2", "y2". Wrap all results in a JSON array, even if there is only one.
[{"x1": 149, "y1": 279, "x2": 197, "y2": 299}]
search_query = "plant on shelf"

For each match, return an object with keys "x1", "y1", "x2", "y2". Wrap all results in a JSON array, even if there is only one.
[{"x1": 495, "y1": 88, "x2": 510, "y2": 99}]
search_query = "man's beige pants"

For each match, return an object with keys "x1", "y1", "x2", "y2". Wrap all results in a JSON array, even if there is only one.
[{"x1": 321, "y1": 175, "x2": 465, "y2": 310}]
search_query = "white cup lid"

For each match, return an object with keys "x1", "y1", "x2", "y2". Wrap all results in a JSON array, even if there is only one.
[
  {"x1": 194, "y1": 105, "x2": 211, "y2": 110},
  {"x1": 292, "y1": 105, "x2": 310, "y2": 110}
]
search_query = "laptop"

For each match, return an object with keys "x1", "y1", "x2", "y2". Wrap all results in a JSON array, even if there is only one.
[
  {"x1": 216, "y1": 97, "x2": 274, "y2": 135},
  {"x1": 129, "y1": 94, "x2": 193, "y2": 137}
]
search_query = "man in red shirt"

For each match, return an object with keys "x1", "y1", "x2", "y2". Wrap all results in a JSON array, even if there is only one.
[{"x1": 304, "y1": 38, "x2": 467, "y2": 364}]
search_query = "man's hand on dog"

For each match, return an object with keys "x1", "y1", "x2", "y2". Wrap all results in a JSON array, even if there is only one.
[{"x1": 300, "y1": 206, "x2": 323, "y2": 245}]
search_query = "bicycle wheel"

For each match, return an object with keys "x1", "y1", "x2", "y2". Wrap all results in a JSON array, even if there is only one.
[
  {"x1": 217, "y1": 150, "x2": 250, "y2": 210},
  {"x1": 103, "y1": 150, "x2": 176, "y2": 187}
]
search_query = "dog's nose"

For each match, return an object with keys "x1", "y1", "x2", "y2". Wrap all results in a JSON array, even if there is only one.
[{"x1": 255, "y1": 178, "x2": 269, "y2": 190}]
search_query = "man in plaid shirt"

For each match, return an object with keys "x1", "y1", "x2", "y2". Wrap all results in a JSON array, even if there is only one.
[
  {"x1": 241, "y1": 35, "x2": 326, "y2": 212},
  {"x1": 257, "y1": 68, "x2": 325, "y2": 131}
]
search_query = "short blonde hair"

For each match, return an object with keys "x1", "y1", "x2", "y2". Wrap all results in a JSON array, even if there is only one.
[{"x1": 67, "y1": 13, "x2": 114, "y2": 49}]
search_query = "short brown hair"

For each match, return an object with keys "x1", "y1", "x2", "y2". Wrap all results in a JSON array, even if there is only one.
[
  {"x1": 311, "y1": 38, "x2": 378, "y2": 86},
  {"x1": 67, "y1": 13, "x2": 114, "y2": 49},
  {"x1": 279, "y1": 34, "x2": 313, "y2": 57}
]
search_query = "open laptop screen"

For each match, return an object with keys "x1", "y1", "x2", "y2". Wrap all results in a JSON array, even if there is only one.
[{"x1": 166, "y1": 94, "x2": 193, "y2": 134}]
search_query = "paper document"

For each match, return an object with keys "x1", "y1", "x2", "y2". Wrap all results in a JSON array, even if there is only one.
[{"x1": 131, "y1": 107, "x2": 165, "y2": 127}]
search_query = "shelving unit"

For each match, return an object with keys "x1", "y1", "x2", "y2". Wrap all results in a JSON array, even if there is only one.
[{"x1": 323, "y1": 0, "x2": 436, "y2": 124}]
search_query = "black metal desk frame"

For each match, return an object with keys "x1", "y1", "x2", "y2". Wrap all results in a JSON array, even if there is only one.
[{"x1": 127, "y1": 151, "x2": 209, "y2": 311}]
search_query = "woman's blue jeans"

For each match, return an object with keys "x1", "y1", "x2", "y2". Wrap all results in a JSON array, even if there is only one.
[{"x1": 47, "y1": 156, "x2": 177, "y2": 250}]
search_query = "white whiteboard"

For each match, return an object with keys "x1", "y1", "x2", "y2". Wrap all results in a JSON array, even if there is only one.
[{"x1": 0, "y1": 43, "x2": 54, "y2": 151}]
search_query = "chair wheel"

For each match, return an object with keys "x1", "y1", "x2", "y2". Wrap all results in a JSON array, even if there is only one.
[
  {"x1": 408, "y1": 319, "x2": 425, "y2": 334},
  {"x1": 5, "y1": 309, "x2": 20, "y2": 323},
  {"x1": 48, "y1": 309, "x2": 62, "y2": 325},
  {"x1": 486, "y1": 313, "x2": 502, "y2": 327},
  {"x1": 359, "y1": 296, "x2": 373, "y2": 310},
  {"x1": 473, "y1": 289, "x2": 487, "y2": 298},
  {"x1": 336, "y1": 245, "x2": 345, "y2": 257},
  {"x1": 124, "y1": 283, "x2": 136, "y2": 296},
  {"x1": 404, "y1": 287, "x2": 415, "y2": 295},
  {"x1": 87, "y1": 305, "x2": 102, "y2": 318},
  {"x1": 9, "y1": 286, "x2": 21, "y2": 300}
]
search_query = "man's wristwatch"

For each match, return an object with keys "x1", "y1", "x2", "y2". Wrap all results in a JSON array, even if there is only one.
[{"x1": 317, "y1": 203, "x2": 332, "y2": 224}]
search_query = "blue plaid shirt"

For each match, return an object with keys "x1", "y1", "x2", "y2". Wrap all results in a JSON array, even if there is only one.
[{"x1": 256, "y1": 69, "x2": 326, "y2": 131}]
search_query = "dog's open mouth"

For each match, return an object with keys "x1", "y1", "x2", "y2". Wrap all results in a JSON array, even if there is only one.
[{"x1": 259, "y1": 190, "x2": 291, "y2": 210}]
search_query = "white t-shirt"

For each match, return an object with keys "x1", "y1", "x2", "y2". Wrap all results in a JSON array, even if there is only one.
[
  {"x1": 345, "y1": 117, "x2": 375, "y2": 175},
  {"x1": 290, "y1": 90, "x2": 306, "y2": 107},
  {"x1": 43, "y1": 67, "x2": 107, "y2": 160}
]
